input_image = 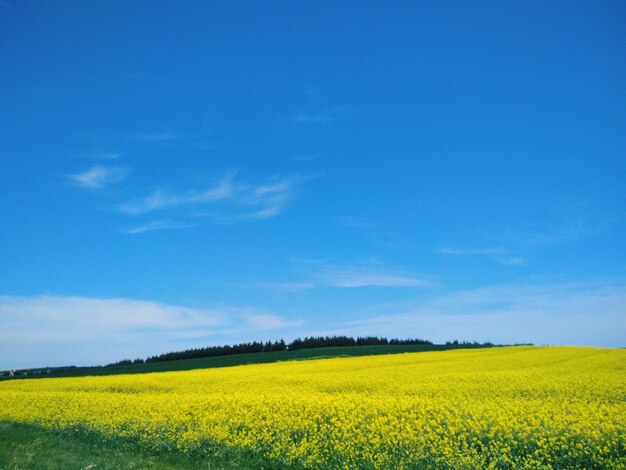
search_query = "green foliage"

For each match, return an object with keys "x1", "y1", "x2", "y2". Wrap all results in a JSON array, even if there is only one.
[
  {"x1": 1, "y1": 343, "x2": 497, "y2": 381},
  {"x1": 0, "y1": 421, "x2": 298, "y2": 470}
]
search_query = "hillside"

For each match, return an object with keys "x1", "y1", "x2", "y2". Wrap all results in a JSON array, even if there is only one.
[{"x1": 1, "y1": 342, "x2": 496, "y2": 380}]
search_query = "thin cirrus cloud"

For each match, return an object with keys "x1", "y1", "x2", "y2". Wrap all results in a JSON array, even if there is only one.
[
  {"x1": 439, "y1": 247, "x2": 509, "y2": 256},
  {"x1": 259, "y1": 259, "x2": 433, "y2": 291},
  {"x1": 72, "y1": 151, "x2": 123, "y2": 161},
  {"x1": 69, "y1": 166, "x2": 129, "y2": 189},
  {"x1": 508, "y1": 224, "x2": 594, "y2": 247},
  {"x1": 129, "y1": 130, "x2": 184, "y2": 142},
  {"x1": 340, "y1": 216, "x2": 402, "y2": 248},
  {"x1": 67, "y1": 163, "x2": 312, "y2": 233},
  {"x1": 494, "y1": 256, "x2": 526, "y2": 266},
  {"x1": 126, "y1": 130, "x2": 218, "y2": 150},
  {"x1": 439, "y1": 247, "x2": 526, "y2": 267},
  {"x1": 305, "y1": 280, "x2": 626, "y2": 348},
  {"x1": 121, "y1": 220, "x2": 196, "y2": 235},
  {"x1": 90, "y1": 152, "x2": 123, "y2": 160},
  {"x1": 0, "y1": 295, "x2": 301, "y2": 369},
  {"x1": 119, "y1": 172, "x2": 308, "y2": 224},
  {"x1": 289, "y1": 108, "x2": 342, "y2": 127},
  {"x1": 440, "y1": 223, "x2": 596, "y2": 266},
  {"x1": 119, "y1": 180, "x2": 234, "y2": 214},
  {"x1": 325, "y1": 269, "x2": 429, "y2": 288},
  {"x1": 293, "y1": 113, "x2": 338, "y2": 124}
]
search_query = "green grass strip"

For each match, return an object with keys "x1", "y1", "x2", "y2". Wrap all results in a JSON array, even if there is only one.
[{"x1": 0, "y1": 421, "x2": 302, "y2": 470}]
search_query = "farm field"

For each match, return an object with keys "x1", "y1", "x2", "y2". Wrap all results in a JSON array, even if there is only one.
[{"x1": 1, "y1": 346, "x2": 624, "y2": 469}]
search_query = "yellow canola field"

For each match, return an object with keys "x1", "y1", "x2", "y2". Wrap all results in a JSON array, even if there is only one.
[{"x1": 0, "y1": 346, "x2": 624, "y2": 469}]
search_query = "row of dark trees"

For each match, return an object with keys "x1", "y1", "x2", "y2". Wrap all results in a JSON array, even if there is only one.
[
  {"x1": 113, "y1": 336, "x2": 433, "y2": 366},
  {"x1": 445, "y1": 340, "x2": 494, "y2": 346},
  {"x1": 105, "y1": 358, "x2": 146, "y2": 367},
  {"x1": 143, "y1": 340, "x2": 288, "y2": 364},
  {"x1": 2, "y1": 337, "x2": 500, "y2": 376},
  {"x1": 287, "y1": 335, "x2": 432, "y2": 350}
]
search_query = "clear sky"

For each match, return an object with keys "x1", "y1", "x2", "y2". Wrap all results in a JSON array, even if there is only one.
[{"x1": 1, "y1": 1, "x2": 625, "y2": 369}]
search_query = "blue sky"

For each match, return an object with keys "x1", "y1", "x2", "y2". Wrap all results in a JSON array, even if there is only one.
[{"x1": 1, "y1": 1, "x2": 625, "y2": 369}]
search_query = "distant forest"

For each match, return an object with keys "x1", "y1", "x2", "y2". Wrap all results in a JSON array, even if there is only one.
[
  {"x1": 3, "y1": 337, "x2": 496, "y2": 376},
  {"x1": 111, "y1": 336, "x2": 435, "y2": 366}
]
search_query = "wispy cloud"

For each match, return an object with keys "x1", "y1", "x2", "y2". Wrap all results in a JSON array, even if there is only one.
[
  {"x1": 340, "y1": 216, "x2": 402, "y2": 248},
  {"x1": 120, "y1": 190, "x2": 181, "y2": 214},
  {"x1": 329, "y1": 273, "x2": 426, "y2": 288},
  {"x1": 69, "y1": 166, "x2": 128, "y2": 189},
  {"x1": 75, "y1": 151, "x2": 123, "y2": 160},
  {"x1": 293, "y1": 153, "x2": 324, "y2": 162},
  {"x1": 441, "y1": 221, "x2": 598, "y2": 266},
  {"x1": 90, "y1": 152, "x2": 122, "y2": 160},
  {"x1": 289, "y1": 108, "x2": 342, "y2": 127},
  {"x1": 259, "y1": 259, "x2": 433, "y2": 291},
  {"x1": 509, "y1": 224, "x2": 594, "y2": 247},
  {"x1": 319, "y1": 262, "x2": 430, "y2": 288},
  {"x1": 439, "y1": 247, "x2": 508, "y2": 256},
  {"x1": 313, "y1": 280, "x2": 626, "y2": 347},
  {"x1": 119, "y1": 173, "x2": 236, "y2": 215},
  {"x1": 129, "y1": 130, "x2": 184, "y2": 142},
  {"x1": 125, "y1": 129, "x2": 217, "y2": 150},
  {"x1": 439, "y1": 246, "x2": 525, "y2": 266},
  {"x1": 0, "y1": 296, "x2": 301, "y2": 369},
  {"x1": 124, "y1": 73, "x2": 174, "y2": 84},
  {"x1": 494, "y1": 256, "x2": 526, "y2": 266},
  {"x1": 293, "y1": 114, "x2": 338, "y2": 124},
  {"x1": 255, "y1": 282, "x2": 317, "y2": 293},
  {"x1": 121, "y1": 220, "x2": 196, "y2": 235},
  {"x1": 120, "y1": 172, "x2": 309, "y2": 224}
]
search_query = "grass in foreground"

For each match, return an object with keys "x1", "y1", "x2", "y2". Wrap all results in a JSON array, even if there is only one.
[
  {"x1": 0, "y1": 421, "x2": 290, "y2": 470},
  {"x1": 0, "y1": 421, "x2": 192, "y2": 470}
]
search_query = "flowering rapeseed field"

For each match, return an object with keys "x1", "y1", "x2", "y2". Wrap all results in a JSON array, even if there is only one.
[{"x1": 0, "y1": 346, "x2": 624, "y2": 469}]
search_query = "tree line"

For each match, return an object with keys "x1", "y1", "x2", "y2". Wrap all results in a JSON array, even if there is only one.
[
  {"x1": 2, "y1": 337, "x2": 501, "y2": 376},
  {"x1": 142, "y1": 339, "x2": 288, "y2": 364},
  {"x1": 287, "y1": 335, "x2": 432, "y2": 350},
  {"x1": 106, "y1": 336, "x2": 433, "y2": 366}
]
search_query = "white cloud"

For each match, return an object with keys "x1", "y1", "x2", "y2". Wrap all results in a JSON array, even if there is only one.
[
  {"x1": 120, "y1": 190, "x2": 184, "y2": 214},
  {"x1": 439, "y1": 247, "x2": 525, "y2": 267},
  {"x1": 255, "y1": 282, "x2": 316, "y2": 293},
  {"x1": 130, "y1": 130, "x2": 183, "y2": 142},
  {"x1": 326, "y1": 271, "x2": 428, "y2": 288},
  {"x1": 439, "y1": 247, "x2": 509, "y2": 256},
  {"x1": 293, "y1": 114, "x2": 337, "y2": 124},
  {"x1": 289, "y1": 108, "x2": 342, "y2": 127},
  {"x1": 119, "y1": 174, "x2": 235, "y2": 215},
  {"x1": 318, "y1": 261, "x2": 432, "y2": 288},
  {"x1": 340, "y1": 217, "x2": 402, "y2": 248},
  {"x1": 119, "y1": 173, "x2": 306, "y2": 224},
  {"x1": 0, "y1": 296, "x2": 300, "y2": 369},
  {"x1": 72, "y1": 151, "x2": 123, "y2": 161},
  {"x1": 85, "y1": 152, "x2": 123, "y2": 160},
  {"x1": 69, "y1": 166, "x2": 128, "y2": 189},
  {"x1": 126, "y1": 130, "x2": 217, "y2": 150},
  {"x1": 190, "y1": 176, "x2": 235, "y2": 203},
  {"x1": 121, "y1": 220, "x2": 196, "y2": 235},
  {"x1": 259, "y1": 259, "x2": 433, "y2": 291},
  {"x1": 510, "y1": 224, "x2": 593, "y2": 247},
  {"x1": 494, "y1": 256, "x2": 526, "y2": 266},
  {"x1": 320, "y1": 281, "x2": 626, "y2": 347}
]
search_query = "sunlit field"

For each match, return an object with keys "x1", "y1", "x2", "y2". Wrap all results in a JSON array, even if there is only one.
[{"x1": 1, "y1": 346, "x2": 624, "y2": 469}]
